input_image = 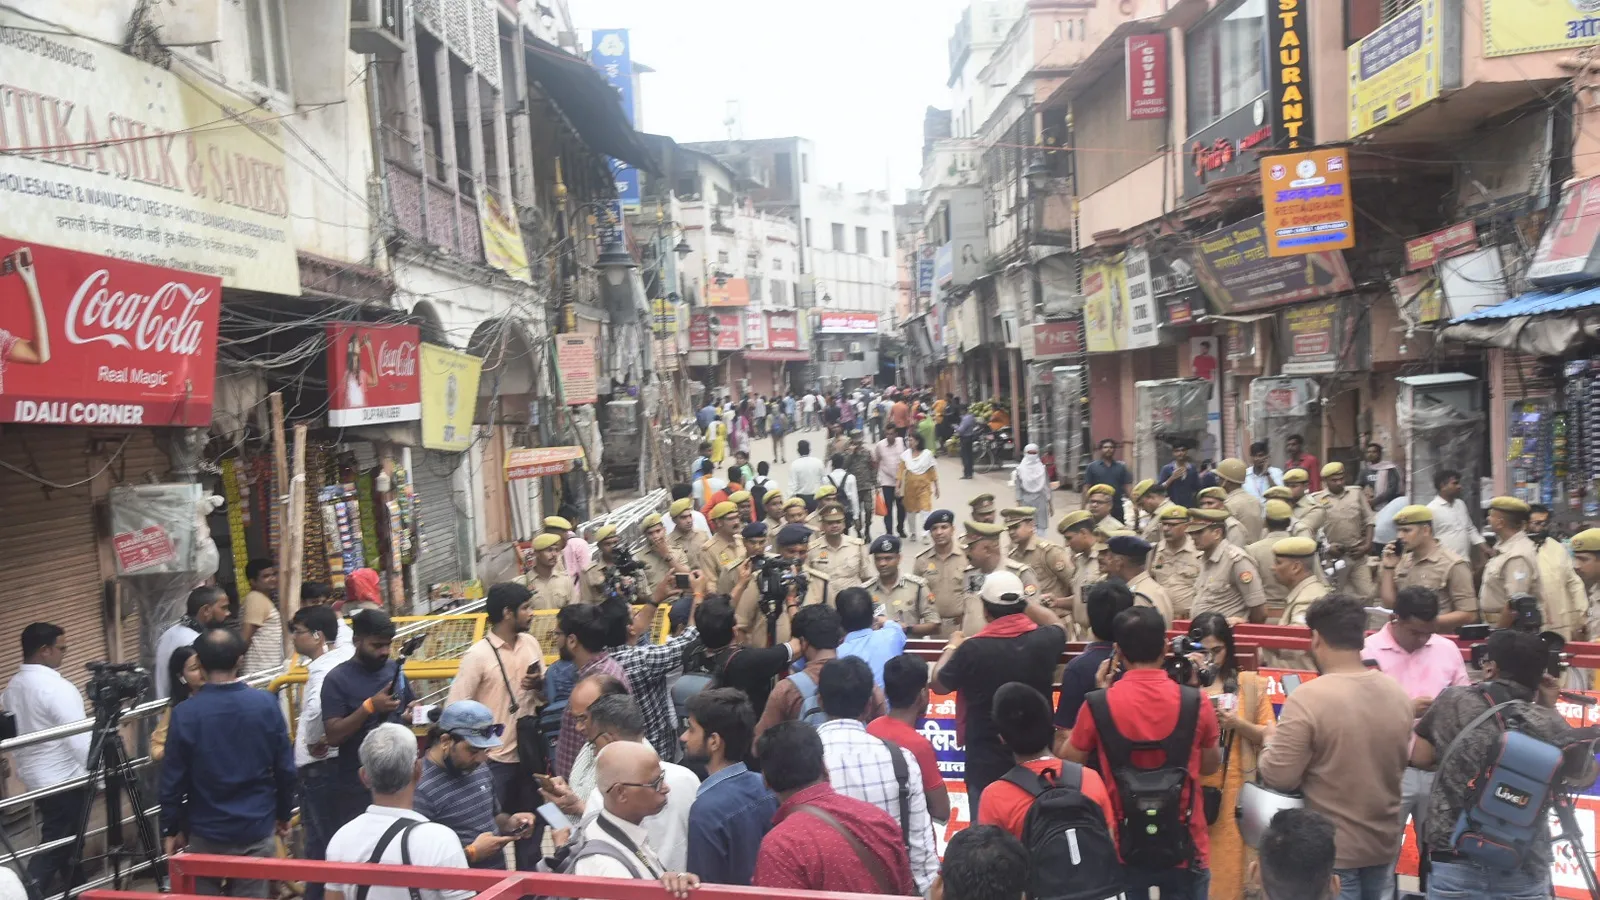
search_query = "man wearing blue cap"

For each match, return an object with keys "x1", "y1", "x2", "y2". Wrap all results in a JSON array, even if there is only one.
[
  {"x1": 414, "y1": 701, "x2": 538, "y2": 869},
  {"x1": 913, "y1": 510, "x2": 970, "y2": 637},
  {"x1": 863, "y1": 535, "x2": 938, "y2": 636}
]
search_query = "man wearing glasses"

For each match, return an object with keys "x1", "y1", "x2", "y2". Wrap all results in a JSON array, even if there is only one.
[{"x1": 413, "y1": 701, "x2": 539, "y2": 869}]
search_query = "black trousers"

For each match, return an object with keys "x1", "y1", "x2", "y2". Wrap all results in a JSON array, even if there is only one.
[
  {"x1": 960, "y1": 436, "x2": 977, "y2": 477},
  {"x1": 31, "y1": 785, "x2": 88, "y2": 896},
  {"x1": 489, "y1": 760, "x2": 544, "y2": 870},
  {"x1": 880, "y1": 486, "x2": 905, "y2": 536}
]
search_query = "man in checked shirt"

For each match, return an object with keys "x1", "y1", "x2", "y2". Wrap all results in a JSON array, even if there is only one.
[{"x1": 602, "y1": 576, "x2": 707, "y2": 764}]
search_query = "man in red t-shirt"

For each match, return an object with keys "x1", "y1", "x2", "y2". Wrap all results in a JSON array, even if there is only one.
[
  {"x1": 1065, "y1": 605, "x2": 1221, "y2": 900},
  {"x1": 866, "y1": 654, "x2": 951, "y2": 821},
  {"x1": 977, "y1": 683, "x2": 1116, "y2": 842}
]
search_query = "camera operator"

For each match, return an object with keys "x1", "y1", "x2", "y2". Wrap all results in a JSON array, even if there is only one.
[
  {"x1": 580, "y1": 525, "x2": 640, "y2": 605},
  {"x1": 1480, "y1": 497, "x2": 1544, "y2": 630},
  {"x1": 1378, "y1": 506, "x2": 1477, "y2": 632},
  {"x1": 1258, "y1": 595, "x2": 1413, "y2": 900},
  {"x1": 734, "y1": 523, "x2": 831, "y2": 648},
  {"x1": 1410, "y1": 629, "x2": 1596, "y2": 898}
]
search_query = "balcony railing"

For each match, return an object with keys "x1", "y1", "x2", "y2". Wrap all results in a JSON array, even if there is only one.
[{"x1": 386, "y1": 158, "x2": 486, "y2": 263}]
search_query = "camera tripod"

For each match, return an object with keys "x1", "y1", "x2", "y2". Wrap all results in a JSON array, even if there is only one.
[
  {"x1": 1554, "y1": 793, "x2": 1600, "y2": 900},
  {"x1": 61, "y1": 699, "x2": 165, "y2": 900}
]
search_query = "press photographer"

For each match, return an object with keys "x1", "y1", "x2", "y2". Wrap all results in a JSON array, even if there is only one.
[
  {"x1": 732, "y1": 523, "x2": 829, "y2": 648},
  {"x1": 580, "y1": 525, "x2": 654, "y2": 606},
  {"x1": 1410, "y1": 629, "x2": 1599, "y2": 899}
]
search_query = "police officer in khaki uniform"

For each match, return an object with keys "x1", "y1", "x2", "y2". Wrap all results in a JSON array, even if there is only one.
[
  {"x1": 863, "y1": 535, "x2": 938, "y2": 635},
  {"x1": 761, "y1": 492, "x2": 788, "y2": 534},
  {"x1": 524, "y1": 533, "x2": 576, "y2": 609},
  {"x1": 730, "y1": 490, "x2": 758, "y2": 528},
  {"x1": 1189, "y1": 507, "x2": 1267, "y2": 623},
  {"x1": 1245, "y1": 499, "x2": 1296, "y2": 607},
  {"x1": 1130, "y1": 479, "x2": 1168, "y2": 542},
  {"x1": 1377, "y1": 505, "x2": 1478, "y2": 631},
  {"x1": 1084, "y1": 484, "x2": 1125, "y2": 533},
  {"x1": 543, "y1": 516, "x2": 577, "y2": 575},
  {"x1": 1057, "y1": 510, "x2": 1101, "y2": 637},
  {"x1": 1572, "y1": 529, "x2": 1600, "y2": 640},
  {"x1": 1313, "y1": 462, "x2": 1375, "y2": 596},
  {"x1": 1151, "y1": 505, "x2": 1203, "y2": 619},
  {"x1": 1003, "y1": 506, "x2": 1074, "y2": 610},
  {"x1": 1100, "y1": 534, "x2": 1172, "y2": 625},
  {"x1": 1480, "y1": 496, "x2": 1543, "y2": 627},
  {"x1": 958, "y1": 520, "x2": 1039, "y2": 634},
  {"x1": 668, "y1": 498, "x2": 708, "y2": 561},
  {"x1": 697, "y1": 501, "x2": 748, "y2": 594},
  {"x1": 733, "y1": 522, "x2": 830, "y2": 648},
  {"x1": 808, "y1": 501, "x2": 872, "y2": 589},
  {"x1": 1217, "y1": 457, "x2": 1265, "y2": 543},
  {"x1": 1198, "y1": 487, "x2": 1250, "y2": 548},
  {"x1": 638, "y1": 513, "x2": 690, "y2": 596},
  {"x1": 1284, "y1": 468, "x2": 1328, "y2": 538},
  {"x1": 913, "y1": 509, "x2": 969, "y2": 636},
  {"x1": 783, "y1": 497, "x2": 810, "y2": 524},
  {"x1": 1267, "y1": 536, "x2": 1326, "y2": 669},
  {"x1": 969, "y1": 493, "x2": 998, "y2": 525},
  {"x1": 808, "y1": 485, "x2": 840, "y2": 526}
]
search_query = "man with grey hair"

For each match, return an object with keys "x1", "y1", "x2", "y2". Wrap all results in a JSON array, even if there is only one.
[
  {"x1": 570, "y1": 742, "x2": 699, "y2": 899},
  {"x1": 324, "y1": 724, "x2": 502, "y2": 900}
]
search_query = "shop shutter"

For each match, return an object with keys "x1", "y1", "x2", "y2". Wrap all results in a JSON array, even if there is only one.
[
  {"x1": 1504, "y1": 351, "x2": 1558, "y2": 402},
  {"x1": 0, "y1": 428, "x2": 109, "y2": 691},
  {"x1": 413, "y1": 449, "x2": 466, "y2": 591},
  {"x1": 1151, "y1": 345, "x2": 1181, "y2": 381}
]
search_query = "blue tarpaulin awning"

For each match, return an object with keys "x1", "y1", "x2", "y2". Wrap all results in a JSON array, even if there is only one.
[
  {"x1": 1442, "y1": 285, "x2": 1600, "y2": 355},
  {"x1": 1448, "y1": 285, "x2": 1600, "y2": 323}
]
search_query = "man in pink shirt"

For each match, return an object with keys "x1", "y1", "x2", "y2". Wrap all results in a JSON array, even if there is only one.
[
  {"x1": 1361, "y1": 585, "x2": 1469, "y2": 878},
  {"x1": 872, "y1": 428, "x2": 907, "y2": 538}
]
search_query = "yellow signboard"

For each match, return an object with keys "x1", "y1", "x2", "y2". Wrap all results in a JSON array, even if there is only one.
[
  {"x1": 1348, "y1": 0, "x2": 1441, "y2": 136},
  {"x1": 1484, "y1": 0, "x2": 1600, "y2": 58},
  {"x1": 420, "y1": 344, "x2": 483, "y2": 452},
  {"x1": 479, "y1": 193, "x2": 533, "y2": 284},
  {"x1": 1260, "y1": 149, "x2": 1355, "y2": 257},
  {"x1": 1083, "y1": 256, "x2": 1126, "y2": 354}
]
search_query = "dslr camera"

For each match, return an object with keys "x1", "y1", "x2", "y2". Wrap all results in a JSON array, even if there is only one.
[
  {"x1": 602, "y1": 545, "x2": 648, "y2": 604},
  {"x1": 756, "y1": 555, "x2": 808, "y2": 620},
  {"x1": 86, "y1": 661, "x2": 148, "y2": 712},
  {"x1": 1164, "y1": 630, "x2": 1218, "y2": 688},
  {"x1": 1461, "y1": 595, "x2": 1573, "y2": 679}
]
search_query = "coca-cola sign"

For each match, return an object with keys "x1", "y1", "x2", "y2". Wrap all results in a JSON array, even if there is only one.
[
  {"x1": 327, "y1": 323, "x2": 422, "y2": 427},
  {"x1": 0, "y1": 237, "x2": 218, "y2": 426}
]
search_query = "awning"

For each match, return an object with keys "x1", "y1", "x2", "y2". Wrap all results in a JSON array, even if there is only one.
[
  {"x1": 1440, "y1": 285, "x2": 1600, "y2": 356},
  {"x1": 1447, "y1": 286, "x2": 1600, "y2": 322},
  {"x1": 523, "y1": 38, "x2": 660, "y2": 173},
  {"x1": 505, "y1": 446, "x2": 586, "y2": 480}
]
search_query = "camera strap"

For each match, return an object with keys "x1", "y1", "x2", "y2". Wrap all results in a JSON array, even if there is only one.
[{"x1": 1434, "y1": 686, "x2": 1519, "y2": 780}]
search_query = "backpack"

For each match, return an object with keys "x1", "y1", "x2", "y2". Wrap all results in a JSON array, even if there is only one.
[
  {"x1": 1001, "y1": 763, "x2": 1126, "y2": 900},
  {"x1": 787, "y1": 670, "x2": 830, "y2": 726},
  {"x1": 1085, "y1": 685, "x2": 1201, "y2": 871},
  {"x1": 535, "y1": 817, "x2": 647, "y2": 893},
  {"x1": 1439, "y1": 684, "x2": 1565, "y2": 871},
  {"x1": 672, "y1": 644, "x2": 741, "y2": 725}
]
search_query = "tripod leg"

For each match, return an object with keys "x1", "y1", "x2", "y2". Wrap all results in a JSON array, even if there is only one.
[
  {"x1": 108, "y1": 734, "x2": 167, "y2": 891},
  {"x1": 1554, "y1": 802, "x2": 1600, "y2": 900},
  {"x1": 63, "y1": 717, "x2": 117, "y2": 900}
]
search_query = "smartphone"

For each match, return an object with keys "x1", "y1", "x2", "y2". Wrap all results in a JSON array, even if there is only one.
[
  {"x1": 535, "y1": 801, "x2": 572, "y2": 831},
  {"x1": 1281, "y1": 674, "x2": 1302, "y2": 697},
  {"x1": 531, "y1": 772, "x2": 556, "y2": 792},
  {"x1": 527, "y1": 659, "x2": 543, "y2": 677},
  {"x1": 675, "y1": 573, "x2": 691, "y2": 591}
]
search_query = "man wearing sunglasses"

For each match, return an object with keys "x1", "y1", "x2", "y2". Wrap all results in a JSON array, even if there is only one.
[{"x1": 414, "y1": 701, "x2": 538, "y2": 870}]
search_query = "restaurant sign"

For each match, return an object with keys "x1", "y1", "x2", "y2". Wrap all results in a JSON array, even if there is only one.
[{"x1": 1193, "y1": 214, "x2": 1354, "y2": 313}]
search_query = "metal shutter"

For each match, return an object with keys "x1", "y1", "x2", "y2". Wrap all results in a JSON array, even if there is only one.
[
  {"x1": 413, "y1": 449, "x2": 466, "y2": 591},
  {"x1": 1151, "y1": 345, "x2": 1181, "y2": 381}
]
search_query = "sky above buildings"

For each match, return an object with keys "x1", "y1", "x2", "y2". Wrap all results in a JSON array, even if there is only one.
[{"x1": 573, "y1": 0, "x2": 968, "y2": 199}]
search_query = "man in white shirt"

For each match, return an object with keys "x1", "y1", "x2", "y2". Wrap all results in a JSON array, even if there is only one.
[
  {"x1": 1, "y1": 623, "x2": 90, "y2": 895},
  {"x1": 1425, "y1": 469, "x2": 1486, "y2": 566},
  {"x1": 787, "y1": 440, "x2": 826, "y2": 508},
  {"x1": 571, "y1": 741, "x2": 698, "y2": 899},
  {"x1": 824, "y1": 453, "x2": 861, "y2": 524},
  {"x1": 325, "y1": 724, "x2": 484, "y2": 900},
  {"x1": 1245, "y1": 440, "x2": 1285, "y2": 500},
  {"x1": 873, "y1": 428, "x2": 908, "y2": 539},
  {"x1": 291, "y1": 606, "x2": 356, "y2": 900},
  {"x1": 155, "y1": 586, "x2": 231, "y2": 701}
]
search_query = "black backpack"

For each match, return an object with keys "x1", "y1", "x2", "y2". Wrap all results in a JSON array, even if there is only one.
[
  {"x1": 1085, "y1": 685, "x2": 1201, "y2": 871},
  {"x1": 672, "y1": 643, "x2": 741, "y2": 726},
  {"x1": 1001, "y1": 763, "x2": 1126, "y2": 900}
]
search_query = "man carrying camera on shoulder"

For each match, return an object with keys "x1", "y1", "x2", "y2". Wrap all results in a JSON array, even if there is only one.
[
  {"x1": 1409, "y1": 629, "x2": 1597, "y2": 899},
  {"x1": 733, "y1": 523, "x2": 830, "y2": 648}
]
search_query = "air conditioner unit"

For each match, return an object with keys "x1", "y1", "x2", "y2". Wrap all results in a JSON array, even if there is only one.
[{"x1": 351, "y1": 0, "x2": 408, "y2": 59}]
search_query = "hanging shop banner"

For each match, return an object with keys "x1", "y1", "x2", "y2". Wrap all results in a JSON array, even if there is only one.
[
  {"x1": 590, "y1": 29, "x2": 641, "y2": 210},
  {"x1": 1125, "y1": 34, "x2": 1169, "y2": 120},
  {"x1": 767, "y1": 310, "x2": 800, "y2": 349},
  {"x1": 1482, "y1": 0, "x2": 1600, "y2": 58},
  {"x1": 713, "y1": 312, "x2": 743, "y2": 351},
  {"x1": 817, "y1": 311, "x2": 880, "y2": 334},
  {"x1": 1279, "y1": 300, "x2": 1366, "y2": 375},
  {"x1": 1266, "y1": 0, "x2": 1314, "y2": 148},
  {"x1": 555, "y1": 334, "x2": 598, "y2": 405},
  {"x1": 1260, "y1": 149, "x2": 1355, "y2": 257},
  {"x1": 743, "y1": 310, "x2": 766, "y2": 348},
  {"x1": 1183, "y1": 94, "x2": 1273, "y2": 200},
  {"x1": 1348, "y1": 0, "x2": 1442, "y2": 136},
  {"x1": 1193, "y1": 214, "x2": 1354, "y2": 313},
  {"x1": 1083, "y1": 256, "x2": 1127, "y2": 354},
  {"x1": 419, "y1": 344, "x2": 483, "y2": 452},
  {"x1": 1123, "y1": 247, "x2": 1158, "y2": 349},
  {"x1": 1391, "y1": 271, "x2": 1446, "y2": 324},
  {"x1": 1404, "y1": 221, "x2": 1478, "y2": 270},
  {"x1": 0, "y1": 237, "x2": 220, "y2": 426},
  {"x1": 704, "y1": 278, "x2": 750, "y2": 307},
  {"x1": 478, "y1": 193, "x2": 532, "y2": 284},
  {"x1": 688, "y1": 312, "x2": 713, "y2": 351},
  {"x1": 505, "y1": 445, "x2": 586, "y2": 480},
  {"x1": 0, "y1": 9, "x2": 298, "y2": 295},
  {"x1": 327, "y1": 324, "x2": 421, "y2": 427},
  {"x1": 1528, "y1": 174, "x2": 1600, "y2": 287},
  {"x1": 1031, "y1": 319, "x2": 1085, "y2": 359},
  {"x1": 651, "y1": 298, "x2": 678, "y2": 333},
  {"x1": 917, "y1": 245, "x2": 936, "y2": 298}
]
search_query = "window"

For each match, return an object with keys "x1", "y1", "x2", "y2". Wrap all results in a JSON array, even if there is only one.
[
  {"x1": 244, "y1": 0, "x2": 292, "y2": 95},
  {"x1": 832, "y1": 223, "x2": 846, "y2": 250},
  {"x1": 801, "y1": 154, "x2": 810, "y2": 183},
  {"x1": 772, "y1": 256, "x2": 782, "y2": 271},
  {"x1": 717, "y1": 251, "x2": 730, "y2": 264},
  {"x1": 1184, "y1": 0, "x2": 1266, "y2": 135},
  {"x1": 775, "y1": 152, "x2": 793, "y2": 191},
  {"x1": 855, "y1": 227, "x2": 868, "y2": 254},
  {"x1": 805, "y1": 218, "x2": 813, "y2": 246},
  {"x1": 772, "y1": 278, "x2": 788, "y2": 305},
  {"x1": 881, "y1": 230, "x2": 890, "y2": 257}
]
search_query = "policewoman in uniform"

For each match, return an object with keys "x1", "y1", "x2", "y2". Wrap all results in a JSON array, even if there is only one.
[
  {"x1": 1189, "y1": 507, "x2": 1268, "y2": 624},
  {"x1": 863, "y1": 535, "x2": 937, "y2": 636},
  {"x1": 1003, "y1": 506, "x2": 1073, "y2": 613},
  {"x1": 1150, "y1": 505, "x2": 1203, "y2": 620},
  {"x1": 913, "y1": 509, "x2": 969, "y2": 636},
  {"x1": 957, "y1": 520, "x2": 1039, "y2": 634},
  {"x1": 1481, "y1": 496, "x2": 1543, "y2": 628}
]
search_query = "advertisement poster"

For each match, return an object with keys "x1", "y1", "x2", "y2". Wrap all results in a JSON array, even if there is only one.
[
  {"x1": 1123, "y1": 247, "x2": 1159, "y2": 348},
  {"x1": 1266, "y1": 0, "x2": 1313, "y2": 148},
  {"x1": 1405, "y1": 221, "x2": 1478, "y2": 270},
  {"x1": 478, "y1": 193, "x2": 532, "y2": 284},
  {"x1": 917, "y1": 245, "x2": 936, "y2": 298},
  {"x1": 767, "y1": 311, "x2": 800, "y2": 349},
  {"x1": 704, "y1": 278, "x2": 750, "y2": 307},
  {"x1": 555, "y1": 334, "x2": 598, "y2": 405},
  {"x1": 327, "y1": 324, "x2": 421, "y2": 428},
  {"x1": 1260, "y1": 149, "x2": 1355, "y2": 257},
  {"x1": 713, "y1": 312, "x2": 743, "y2": 351},
  {"x1": 1348, "y1": 1, "x2": 1441, "y2": 136},
  {"x1": 1083, "y1": 257, "x2": 1126, "y2": 353},
  {"x1": 1482, "y1": 0, "x2": 1600, "y2": 58},
  {"x1": 818, "y1": 311, "x2": 880, "y2": 334},
  {"x1": 0, "y1": 238, "x2": 219, "y2": 426},
  {"x1": 504, "y1": 446, "x2": 585, "y2": 480},
  {"x1": 1529, "y1": 174, "x2": 1600, "y2": 286},
  {"x1": 743, "y1": 311, "x2": 766, "y2": 348},
  {"x1": 589, "y1": 29, "x2": 640, "y2": 210},
  {"x1": 1124, "y1": 34, "x2": 1169, "y2": 120},
  {"x1": 0, "y1": 10, "x2": 299, "y2": 294},
  {"x1": 1188, "y1": 336, "x2": 1224, "y2": 463},
  {"x1": 1279, "y1": 300, "x2": 1360, "y2": 375},
  {"x1": 1194, "y1": 214, "x2": 1354, "y2": 312},
  {"x1": 419, "y1": 344, "x2": 483, "y2": 451},
  {"x1": 1031, "y1": 319, "x2": 1085, "y2": 359}
]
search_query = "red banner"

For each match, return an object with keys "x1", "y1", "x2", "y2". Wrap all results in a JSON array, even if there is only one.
[
  {"x1": 1032, "y1": 319, "x2": 1084, "y2": 358},
  {"x1": 767, "y1": 311, "x2": 800, "y2": 349},
  {"x1": 505, "y1": 445, "x2": 585, "y2": 480},
  {"x1": 1404, "y1": 221, "x2": 1477, "y2": 270},
  {"x1": 1125, "y1": 34, "x2": 1169, "y2": 120},
  {"x1": 688, "y1": 313, "x2": 713, "y2": 351},
  {"x1": 0, "y1": 238, "x2": 218, "y2": 427},
  {"x1": 817, "y1": 311, "x2": 879, "y2": 334},
  {"x1": 327, "y1": 323, "x2": 421, "y2": 427},
  {"x1": 556, "y1": 334, "x2": 598, "y2": 405},
  {"x1": 714, "y1": 312, "x2": 743, "y2": 351}
]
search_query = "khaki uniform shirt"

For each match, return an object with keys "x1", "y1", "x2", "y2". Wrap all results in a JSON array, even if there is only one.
[
  {"x1": 1223, "y1": 516, "x2": 1250, "y2": 549},
  {"x1": 1069, "y1": 546, "x2": 1106, "y2": 630},
  {"x1": 1151, "y1": 537, "x2": 1203, "y2": 619},
  {"x1": 1225, "y1": 490, "x2": 1264, "y2": 543},
  {"x1": 865, "y1": 574, "x2": 936, "y2": 631},
  {"x1": 1481, "y1": 531, "x2": 1542, "y2": 620},
  {"x1": 526, "y1": 568, "x2": 576, "y2": 610},
  {"x1": 1585, "y1": 580, "x2": 1600, "y2": 642},
  {"x1": 735, "y1": 569, "x2": 831, "y2": 647},
  {"x1": 1128, "y1": 569, "x2": 1173, "y2": 625},
  {"x1": 670, "y1": 528, "x2": 707, "y2": 563},
  {"x1": 1279, "y1": 577, "x2": 1330, "y2": 626},
  {"x1": 1009, "y1": 537, "x2": 1074, "y2": 606},
  {"x1": 638, "y1": 545, "x2": 689, "y2": 596},
  {"x1": 959, "y1": 559, "x2": 1039, "y2": 634},
  {"x1": 1315, "y1": 488, "x2": 1374, "y2": 556},
  {"x1": 697, "y1": 534, "x2": 747, "y2": 594},
  {"x1": 1194, "y1": 541, "x2": 1267, "y2": 620},
  {"x1": 1291, "y1": 493, "x2": 1330, "y2": 539},
  {"x1": 1092, "y1": 515, "x2": 1126, "y2": 535},
  {"x1": 1246, "y1": 530, "x2": 1293, "y2": 604},
  {"x1": 914, "y1": 545, "x2": 970, "y2": 636},
  {"x1": 1536, "y1": 537, "x2": 1587, "y2": 640},
  {"x1": 1393, "y1": 543, "x2": 1478, "y2": 621},
  {"x1": 578, "y1": 562, "x2": 608, "y2": 605},
  {"x1": 808, "y1": 535, "x2": 872, "y2": 590},
  {"x1": 1141, "y1": 515, "x2": 1164, "y2": 543}
]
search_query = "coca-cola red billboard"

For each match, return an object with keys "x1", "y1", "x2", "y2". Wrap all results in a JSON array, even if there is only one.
[
  {"x1": 0, "y1": 237, "x2": 218, "y2": 426},
  {"x1": 327, "y1": 324, "x2": 421, "y2": 427}
]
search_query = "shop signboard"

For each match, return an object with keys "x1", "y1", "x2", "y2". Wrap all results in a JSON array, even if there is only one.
[
  {"x1": 743, "y1": 310, "x2": 766, "y2": 348},
  {"x1": 1125, "y1": 34, "x2": 1169, "y2": 120},
  {"x1": 1405, "y1": 221, "x2": 1478, "y2": 270},
  {"x1": 590, "y1": 29, "x2": 641, "y2": 210},
  {"x1": 0, "y1": 9, "x2": 299, "y2": 294},
  {"x1": 651, "y1": 298, "x2": 678, "y2": 333},
  {"x1": 1124, "y1": 247, "x2": 1158, "y2": 348},
  {"x1": 935, "y1": 242, "x2": 955, "y2": 287},
  {"x1": 327, "y1": 324, "x2": 421, "y2": 428},
  {"x1": 1482, "y1": 0, "x2": 1600, "y2": 58},
  {"x1": 713, "y1": 312, "x2": 743, "y2": 351},
  {"x1": 1279, "y1": 300, "x2": 1365, "y2": 375},
  {"x1": 767, "y1": 310, "x2": 800, "y2": 349},
  {"x1": 1266, "y1": 0, "x2": 1313, "y2": 149},
  {"x1": 419, "y1": 344, "x2": 483, "y2": 452},
  {"x1": 1391, "y1": 271, "x2": 1445, "y2": 324},
  {"x1": 1260, "y1": 149, "x2": 1355, "y2": 257},
  {"x1": 478, "y1": 193, "x2": 532, "y2": 284},
  {"x1": 555, "y1": 334, "x2": 598, "y2": 405},
  {"x1": 1348, "y1": 0, "x2": 1442, "y2": 136},
  {"x1": 688, "y1": 312, "x2": 713, "y2": 351},
  {"x1": 817, "y1": 311, "x2": 880, "y2": 334},
  {"x1": 505, "y1": 446, "x2": 586, "y2": 480},
  {"x1": 1031, "y1": 319, "x2": 1085, "y2": 359},
  {"x1": 1193, "y1": 214, "x2": 1354, "y2": 313},
  {"x1": 704, "y1": 278, "x2": 750, "y2": 307},
  {"x1": 1183, "y1": 94, "x2": 1273, "y2": 200},
  {"x1": 917, "y1": 245, "x2": 936, "y2": 298},
  {"x1": 0, "y1": 238, "x2": 220, "y2": 427},
  {"x1": 1083, "y1": 256, "x2": 1126, "y2": 353},
  {"x1": 1529, "y1": 174, "x2": 1600, "y2": 286}
]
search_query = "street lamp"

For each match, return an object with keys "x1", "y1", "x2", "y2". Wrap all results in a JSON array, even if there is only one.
[
  {"x1": 1025, "y1": 156, "x2": 1052, "y2": 192},
  {"x1": 596, "y1": 237, "x2": 636, "y2": 287},
  {"x1": 674, "y1": 237, "x2": 693, "y2": 258}
]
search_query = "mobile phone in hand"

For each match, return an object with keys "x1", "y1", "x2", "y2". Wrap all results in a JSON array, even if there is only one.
[
  {"x1": 675, "y1": 573, "x2": 691, "y2": 591},
  {"x1": 536, "y1": 801, "x2": 572, "y2": 831}
]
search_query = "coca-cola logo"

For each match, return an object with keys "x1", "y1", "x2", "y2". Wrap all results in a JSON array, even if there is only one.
[
  {"x1": 378, "y1": 340, "x2": 417, "y2": 378},
  {"x1": 66, "y1": 269, "x2": 210, "y2": 355}
]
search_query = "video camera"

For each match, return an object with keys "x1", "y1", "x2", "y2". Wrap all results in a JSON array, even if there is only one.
[
  {"x1": 601, "y1": 545, "x2": 648, "y2": 604},
  {"x1": 756, "y1": 554, "x2": 808, "y2": 620},
  {"x1": 85, "y1": 661, "x2": 148, "y2": 713},
  {"x1": 1163, "y1": 630, "x2": 1217, "y2": 688},
  {"x1": 1460, "y1": 594, "x2": 1572, "y2": 678}
]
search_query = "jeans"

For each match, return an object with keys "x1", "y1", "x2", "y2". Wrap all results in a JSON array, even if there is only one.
[
  {"x1": 299, "y1": 762, "x2": 340, "y2": 900},
  {"x1": 489, "y1": 759, "x2": 542, "y2": 870},
  {"x1": 189, "y1": 833, "x2": 277, "y2": 897},
  {"x1": 1123, "y1": 866, "x2": 1210, "y2": 900},
  {"x1": 880, "y1": 486, "x2": 905, "y2": 536},
  {"x1": 1427, "y1": 860, "x2": 1550, "y2": 900},
  {"x1": 30, "y1": 785, "x2": 87, "y2": 896},
  {"x1": 1335, "y1": 864, "x2": 1395, "y2": 900}
]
